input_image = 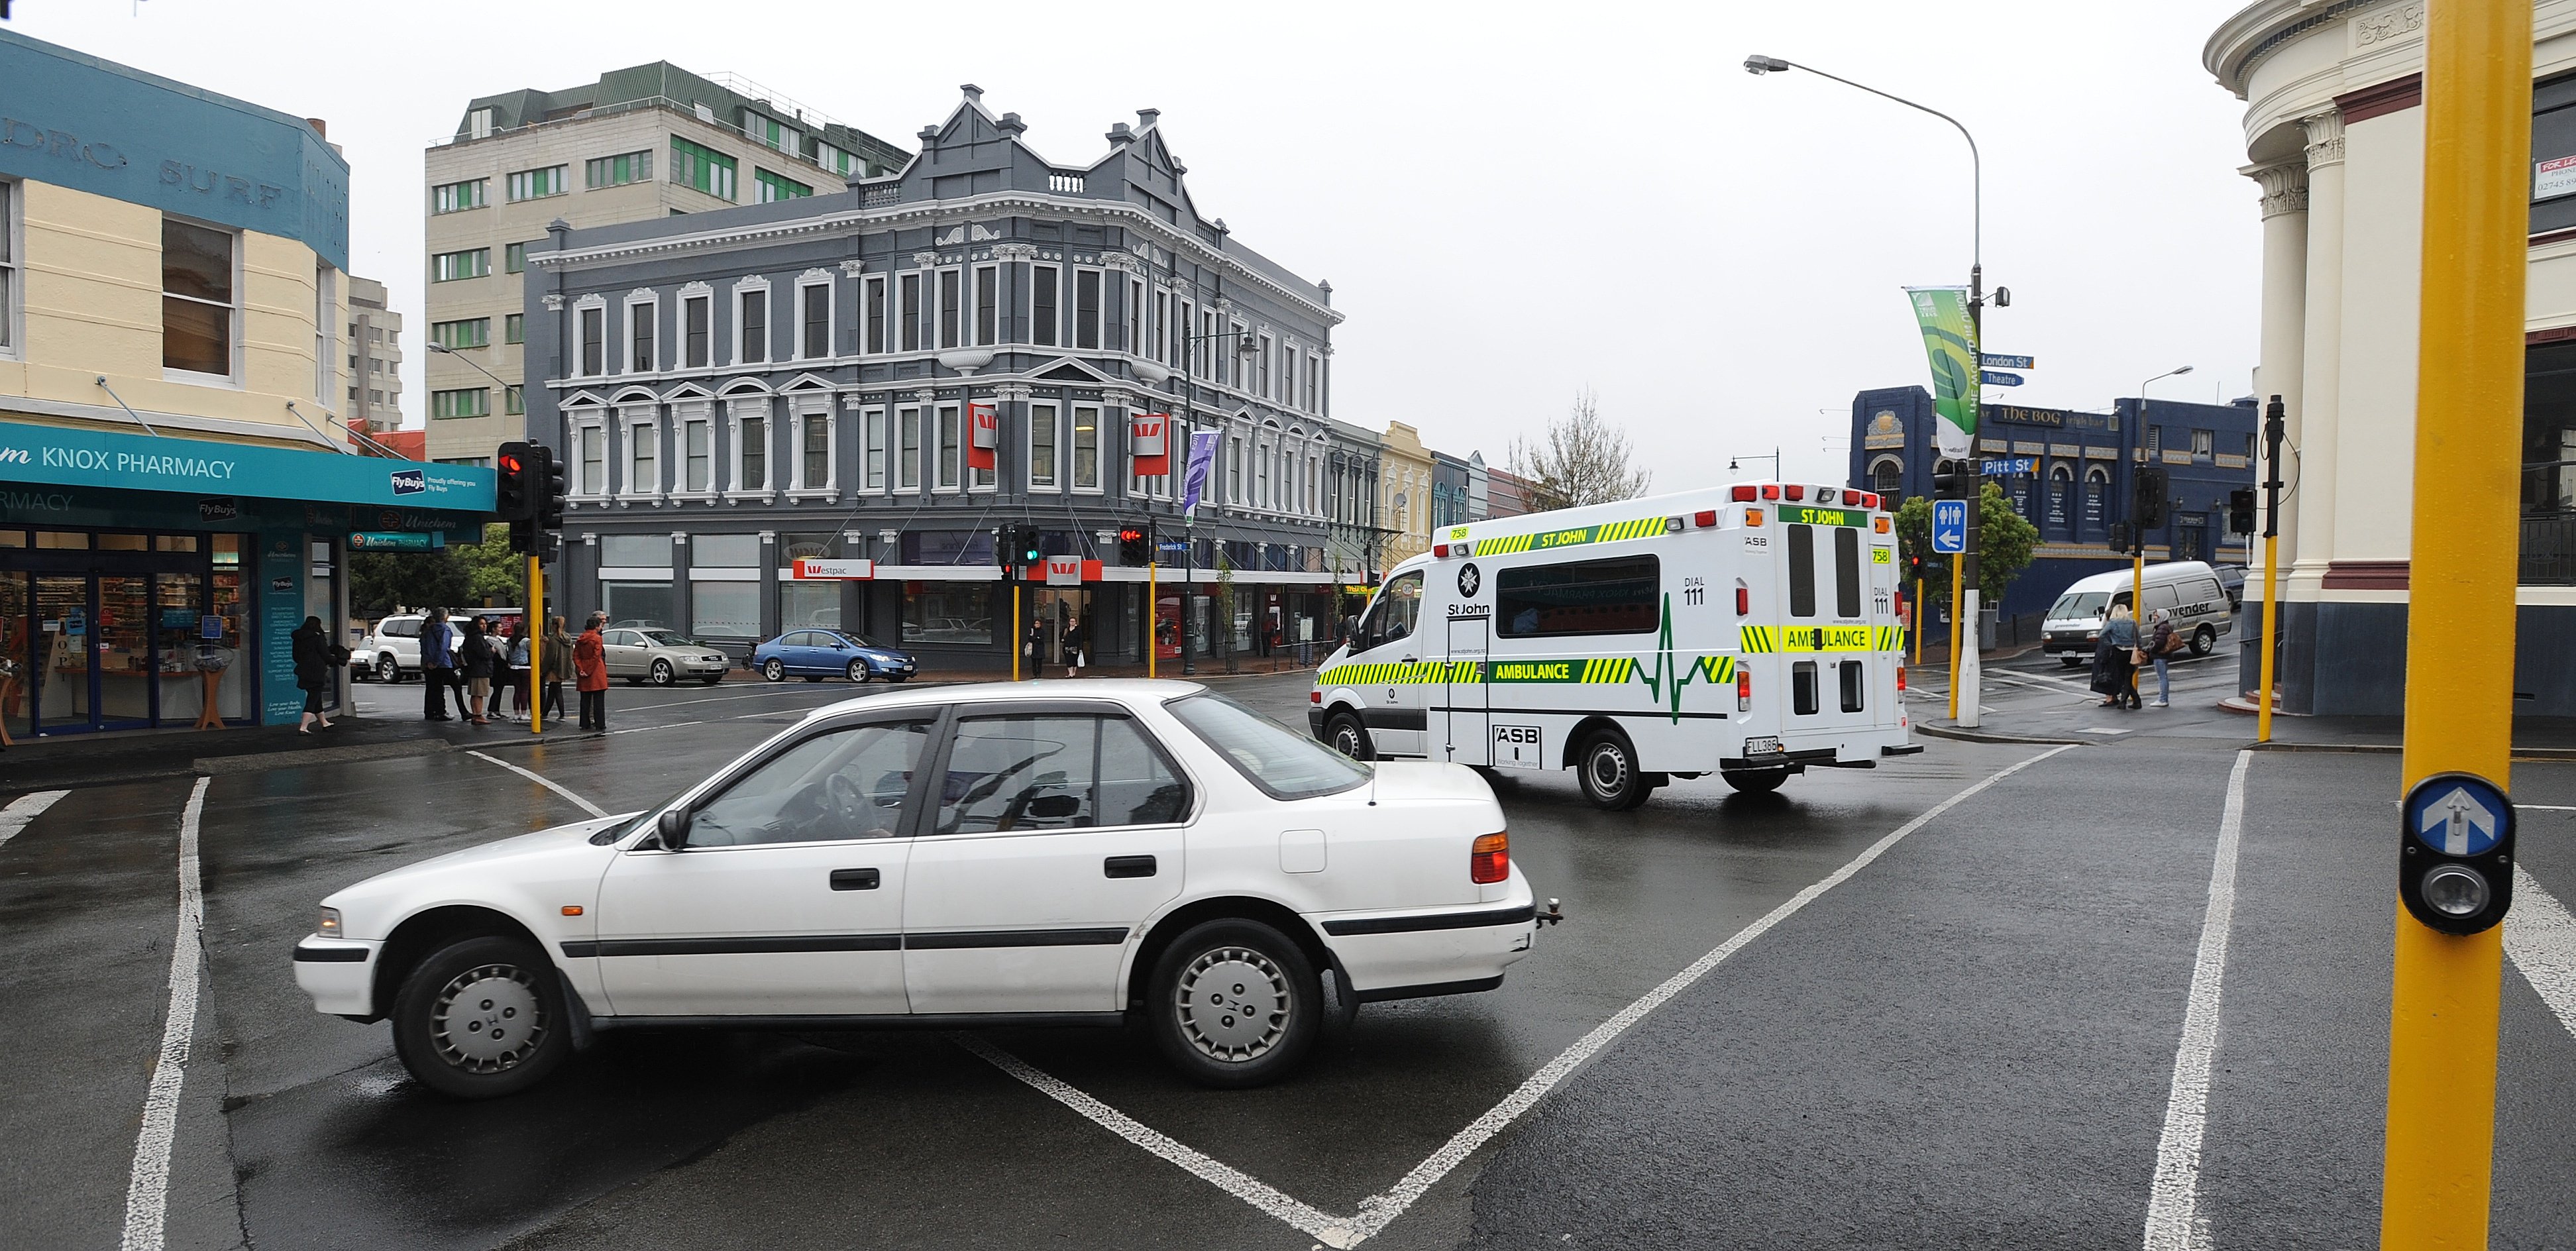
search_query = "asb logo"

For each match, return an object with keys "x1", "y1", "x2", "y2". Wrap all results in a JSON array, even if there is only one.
[
  {"x1": 389, "y1": 468, "x2": 426, "y2": 496},
  {"x1": 1457, "y1": 562, "x2": 1481, "y2": 598}
]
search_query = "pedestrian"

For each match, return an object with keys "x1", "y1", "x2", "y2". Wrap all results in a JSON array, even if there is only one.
[
  {"x1": 505, "y1": 620, "x2": 532, "y2": 720},
  {"x1": 1024, "y1": 618, "x2": 1042, "y2": 675},
  {"x1": 2095, "y1": 603, "x2": 2141, "y2": 710},
  {"x1": 1063, "y1": 620, "x2": 1084, "y2": 679},
  {"x1": 574, "y1": 612, "x2": 610, "y2": 732},
  {"x1": 421, "y1": 608, "x2": 466, "y2": 722},
  {"x1": 459, "y1": 617, "x2": 495, "y2": 726},
  {"x1": 541, "y1": 615, "x2": 572, "y2": 724},
  {"x1": 292, "y1": 616, "x2": 335, "y2": 734},
  {"x1": 2145, "y1": 608, "x2": 2182, "y2": 708}
]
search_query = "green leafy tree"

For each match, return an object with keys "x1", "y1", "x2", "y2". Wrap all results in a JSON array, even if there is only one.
[
  {"x1": 453, "y1": 523, "x2": 528, "y2": 607},
  {"x1": 1893, "y1": 482, "x2": 2038, "y2": 604},
  {"x1": 350, "y1": 550, "x2": 468, "y2": 618}
]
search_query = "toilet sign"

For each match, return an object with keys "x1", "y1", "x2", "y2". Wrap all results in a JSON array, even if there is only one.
[
  {"x1": 1132, "y1": 413, "x2": 1170, "y2": 476},
  {"x1": 967, "y1": 402, "x2": 1000, "y2": 472}
]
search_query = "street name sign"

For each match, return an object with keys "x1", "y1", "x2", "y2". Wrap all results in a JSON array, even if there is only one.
[
  {"x1": 1980, "y1": 354, "x2": 2035, "y2": 370},
  {"x1": 1931, "y1": 500, "x2": 1966, "y2": 553},
  {"x1": 1981, "y1": 457, "x2": 2035, "y2": 477},
  {"x1": 1981, "y1": 370, "x2": 2026, "y2": 386}
]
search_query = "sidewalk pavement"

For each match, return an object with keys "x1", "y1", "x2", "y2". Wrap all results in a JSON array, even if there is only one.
[
  {"x1": 1916, "y1": 706, "x2": 2576, "y2": 759},
  {"x1": 0, "y1": 714, "x2": 495, "y2": 794}
]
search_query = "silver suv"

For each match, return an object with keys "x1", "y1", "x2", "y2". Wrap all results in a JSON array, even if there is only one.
[{"x1": 352, "y1": 614, "x2": 427, "y2": 682}]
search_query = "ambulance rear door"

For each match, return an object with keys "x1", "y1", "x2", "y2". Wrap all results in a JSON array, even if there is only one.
[
  {"x1": 1778, "y1": 516, "x2": 1880, "y2": 747},
  {"x1": 1441, "y1": 606, "x2": 1491, "y2": 765}
]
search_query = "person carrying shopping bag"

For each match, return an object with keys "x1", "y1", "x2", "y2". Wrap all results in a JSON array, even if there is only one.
[
  {"x1": 2145, "y1": 609, "x2": 2185, "y2": 708},
  {"x1": 2095, "y1": 603, "x2": 2141, "y2": 710}
]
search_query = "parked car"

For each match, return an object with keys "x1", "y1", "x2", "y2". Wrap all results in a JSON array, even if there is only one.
[
  {"x1": 293, "y1": 680, "x2": 1539, "y2": 1098},
  {"x1": 350, "y1": 614, "x2": 426, "y2": 682},
  {"x1": 603, "y1": 626, "x2": 729, "y2": 686},
  {"x1": 751, "y1": 629, "x2": 918, "y2": 684}
]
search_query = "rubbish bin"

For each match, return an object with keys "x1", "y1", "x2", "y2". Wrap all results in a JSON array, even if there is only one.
[{"x1": 1978, "y1": 606, "x2": 1999, "y2": 651}]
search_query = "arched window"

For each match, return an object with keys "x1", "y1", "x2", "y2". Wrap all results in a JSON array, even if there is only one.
[
  {"x1": 2083, "y1": 464, "x2": 2110, "y2": 537},
  {"x1": 2046, "y1": 462, "x2": 2073, "y2": 533},
  {"x1": 1868, "y1": 455, "x2": 1904, "y2": 503}
]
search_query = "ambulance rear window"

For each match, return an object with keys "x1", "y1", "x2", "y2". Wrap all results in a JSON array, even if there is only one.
[
  {"x1": 1788, "y1": 526, "x2": 1816, "y2": 618},
  {"x1": 1496, "y1": 555, "x2": 1660, "y2": 638},
  {"x1": 1835, "y1": 527, "x2": 1862, "y2": 618}
]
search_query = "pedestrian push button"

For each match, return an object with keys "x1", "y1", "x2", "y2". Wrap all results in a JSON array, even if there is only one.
[{"x1": 2398, "y1": 772, "x2": 2514, "y2": 936}]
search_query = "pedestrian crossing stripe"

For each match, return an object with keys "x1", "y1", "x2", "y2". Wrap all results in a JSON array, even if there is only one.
[
  {"x1": 1454, "y1": 516, "x2": 1666, "y2": 557},
  {"x1": 1737, "y1": 625, "x2": 1902, "y2": 653}
]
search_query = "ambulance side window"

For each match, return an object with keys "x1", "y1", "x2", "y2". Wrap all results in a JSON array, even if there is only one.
[
  {"x1": 1495, "y1": 555, "x2": 1660, "y2": 638},
  {"x1": 1364, "y1": 571, "x2": 1422, "y2": 649},
  {"x1": 1835, "y1": 527, "x2": 1862, "y2": 618},
  {"x1": 1787, "y1": 525, "x2": 1817, "y2": 618}
]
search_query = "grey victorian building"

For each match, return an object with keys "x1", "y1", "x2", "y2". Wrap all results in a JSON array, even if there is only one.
[{"x1": 525, "y1": 87, "x2": 1370, "y2": 670}]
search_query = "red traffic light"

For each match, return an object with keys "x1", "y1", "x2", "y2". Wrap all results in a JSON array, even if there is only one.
[{"x1": 498, "y1": 453, "x2": 524, "y2": 474}]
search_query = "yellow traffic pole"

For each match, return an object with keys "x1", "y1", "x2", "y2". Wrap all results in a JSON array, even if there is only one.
[
  {"x1": 1946, "y1": 559, "x2": 1962, "y2": 722},
  {"x1": 1148, "y1": 558, "x2": 1158, "y2": 680},
  {"x1": 1012, "y1": 582, "x2": 1023, "y2": 682},
  {"x1": 527, "y1": 555, "x2": 543, "y2": 734},
  {"x1": 2131, "y1": 545, "x2": 2146, "y2": 701},
  {"x1": 2257, "y1": 529, "x2": 2279, "y2": 742},
  {"x1": 2382, "y1": 0, "x2": 2527, "y2": 1243}
]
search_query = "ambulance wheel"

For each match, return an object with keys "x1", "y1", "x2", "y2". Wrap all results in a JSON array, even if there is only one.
[
  {"x1": 2190, "y1": 625, "x2": 2216, "y2": 657},
  {"x1": 1324, "y1": 712, "x2": 1373, "y2": 761},
  {"x1": 1721, "y1": 767, "x2": 1792, "y2": 795},
  {"x1": 1578, "y1": 732, "x2": 1650, "y2": 811}
]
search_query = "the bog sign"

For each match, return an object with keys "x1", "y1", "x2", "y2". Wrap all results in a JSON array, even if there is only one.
[
  {"x1": 968, "y1": 402, "x2": 1000, "y2": 471},
  {"x1": 1132, "y1": 413, "x2": 1170, "y2": 476}
]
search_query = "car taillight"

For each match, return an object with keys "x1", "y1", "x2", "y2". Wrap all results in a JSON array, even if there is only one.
[
  {"x1": 1738, "y1": 670, "x2": 1752, "y2": 712},
  {"x1": 1471, "y1": 832, "x2": 1509, "y2": 884},
  {"x1": 1735, "y1": 586, "x2": 1750, "y2": 616},
  {"x1": 1897, "y1": 665, "x2": 1907, "y2": 692},
  {"x1": 1310, "y1": 689, "x2": 1322, "y2": 703}
]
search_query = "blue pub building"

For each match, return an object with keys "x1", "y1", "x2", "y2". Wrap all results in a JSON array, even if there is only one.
[{"x1": 1849, "y1": 386, "x2": 2260, "y2": 626}]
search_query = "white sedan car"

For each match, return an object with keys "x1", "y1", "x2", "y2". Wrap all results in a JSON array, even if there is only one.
[{"x1": 294, "y1": 680, "x2": 1538, "y2": 1098}]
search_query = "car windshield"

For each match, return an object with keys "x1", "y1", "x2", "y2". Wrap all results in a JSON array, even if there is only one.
[
  {"x1": 2049, "y1": 592, "x2": 2110, "y2": 620},
  {"x1": 637, "y1": 629, "x2": 692, "y2": 647},
  {"x1": 1165, "y1": 692, "x2": 1370, "y2": 801}
]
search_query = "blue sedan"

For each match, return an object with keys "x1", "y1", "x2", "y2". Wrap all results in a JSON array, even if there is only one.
[{"x1": 751, "y1": 629, "x2": 918, "y2": 684}]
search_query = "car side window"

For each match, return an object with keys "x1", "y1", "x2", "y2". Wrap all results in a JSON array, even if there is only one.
[
  {"x1": 937, "y1": 716, "x2": 1099, "y2": 835},
  {"x1": 684, "y1": 720, "x2": 932, "y2": 847},
  {"x1": 2146, "y1": 584, "x2": 2180, "y2": 612},
  {"x1": 1362, "y1": 571, "x2": 1422, "y2": 651},
  {"x1": 386, "y1": 620, "x2": 419, "y2": 639},
  {"x1": 1098, "y1": 717, "x2": 1190, "y2": 826},
  {"x1": 781, "y1": 631, "x2": 810, "y2": 647}
]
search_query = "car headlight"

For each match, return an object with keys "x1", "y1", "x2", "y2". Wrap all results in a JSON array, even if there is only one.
[{"x1": 316, "y1": 906, "x2": 343, "y2": 938}]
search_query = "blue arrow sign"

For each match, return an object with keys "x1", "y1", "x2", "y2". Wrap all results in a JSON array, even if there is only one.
[
  {"x1": 1931, "y1": 499, "x2": 1966, "y2": 554},
  {"x1": 1981, "y1": 370, "x2": 2025, "y2": 386},
  {"x1": 1982, "y1": 457, "x2": 2035, "y2": 477},
  {"x1": 2404, "y1": 774, "x2": 2511, "y2": 856},
  {"x1": 1980, "y1": 354, "x2": 2035, "y2": 370}
]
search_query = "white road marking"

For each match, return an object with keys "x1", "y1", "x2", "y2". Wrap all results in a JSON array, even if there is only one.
[
  {"x1": 118, "y1": 777, "x2": 211, "y2": 1251},
  {"x1": 466, "y1": 750, "x2": 609, "y2": 818},
  {"x1": 2516, "y1": 804, "x2": 2576, "y2": 812},
  {"x1": 2140, "y1": 749, "x2": 2254, "y2": 1251},
  {"x1": 957, "y1": 1036, "x2": 1353, "y2": 1245},
  {"x1": 0, "y1": 789, "x2": 68, "y2": 850},
  {"x1": 963, "y1": 744, "x2": 2077, "y2": 1247},
  {"x1": 2081, "y1": 727, "x2": 2135, "y2": 736},
  {"x1": 604, "y1": 720, "x2": 704, "y2": 737},
  {"x1": 2507, "y1": 865, "x2": 2576, "y2": 1044}
]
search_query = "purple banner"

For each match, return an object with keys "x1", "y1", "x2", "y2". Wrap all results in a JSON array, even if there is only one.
[{"x1": 1181, "y1": 429, "x2": 1220, "y2": 514}]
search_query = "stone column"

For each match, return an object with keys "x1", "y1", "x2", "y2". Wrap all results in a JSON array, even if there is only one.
[
  {"x1": 2241, "y1": 155, "x2": 2308, "y2": 695},
  {"x1": 2291, "y1": 110, "x2": 2346, "y2": 596}
]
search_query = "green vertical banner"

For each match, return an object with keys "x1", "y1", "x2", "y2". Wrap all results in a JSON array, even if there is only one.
[{"x1": 1904, "y1": 286, "x2": 1978, "y2": 460}]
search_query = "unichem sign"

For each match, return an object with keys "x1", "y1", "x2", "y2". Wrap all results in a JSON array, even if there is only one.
[{"x1": 0, "y1": 421, "x2": 494, "y2": 512}]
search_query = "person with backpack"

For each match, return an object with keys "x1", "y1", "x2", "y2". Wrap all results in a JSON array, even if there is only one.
[{"x1": 2145, "y1": 609, "x2": 2185, "y2": 709}]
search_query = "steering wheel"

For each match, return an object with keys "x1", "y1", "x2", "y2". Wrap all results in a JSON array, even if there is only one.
[{"x1": 825, "y1": 772, "x2": 868, "y2": 827}]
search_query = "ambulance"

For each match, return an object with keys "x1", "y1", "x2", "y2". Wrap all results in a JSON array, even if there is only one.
[{"x1": 1309, "y1": 482, "x2": 1920, "y2": 809}]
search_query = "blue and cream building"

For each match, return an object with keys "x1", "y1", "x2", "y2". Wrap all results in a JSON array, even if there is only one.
[
  {"x1": 0, "y1": 30, "x2": 494, "y2": 735},
  {"x1": 1849, "y1": 385, "x2": 2259, "y2": 620},
  {"x1": 527, "y1": 87, "x2": 1362, "y2": 669}
]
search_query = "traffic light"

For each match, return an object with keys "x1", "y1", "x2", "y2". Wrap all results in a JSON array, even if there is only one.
[
  {"x1": 2131, "y1": 466, "x2": 2169, "y2": 531},
  {"x1": 1931, "y1": 461, "x2": 1966, "y2": 497},
  {"x1": 2228, "y1": 488, "x2": 2257, "y2": 535},
  {"x1": 535, "y1": 445, "x2": 566, "y2": 531},
  {"x1": 2109, "y1": 521, "x2": 2135, "y2": 555},
  {"x1": 1118, "y1": 525, "x2": 1150, "y2": 565},
  {"x1": 495, "y1": 440, "x2": 535, "y2": 521},
  {"x1": 996, "y1": 524, "x2": 1044, "y2": 577}
]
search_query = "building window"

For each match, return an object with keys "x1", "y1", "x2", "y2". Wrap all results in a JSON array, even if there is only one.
[
  {"x1": 799, "y1": 406, "x2": 832, "y2": 490},
  {"x1": 862, "y1": 406, "x2": 888, "y2": 491},
  {"x1": 506, "y1": 166, "x2": 566, "y2": 201},
  {"x1": 506, "y1": 384, "x2": 525, "y2": 415},
  {"x1": 431, "y1": 317, "x2": 489, "y2": 350},
  {"x1": 313, "y1": 263, "x2": 336, "y2": 408},
  {"x1": 1225, "y1": 320, "x2": 1244, "y2": 386},
  {"x1": 2192, "y1": 429, "x2": 2214, "y2": 459},
  {"x1": 1072, "y1": 405, "x2": 1100, "y2": 490},
  {"x1": 504, "y1": 241, "x2": 532, "y2": 275},
  {"x1": 670, "y1": 138, "x2": 738, "y2": 200},
  {"x1": 1032, "y1": 266, "x2": 1059, "y2": 347},
  {"x1": 1073, "y1": 268, "x2": 1102, "y2": 350},
  {"x1": 431, "y1": 388, "x2": 489, "y2": 419},
  {"x1": 816, "y1": 141, "x2": 859, "y2": 177},
  {"x1": 1228, "y1": 435, "x2": 1244, "y2": 503},
  {"x1": 936, "y1": 403, "x2": 961, "y2": 490},
  {"x1": 586, "y1": 150, "x2": 653, "y2": 189},
  {"x1": 1306, "y1": 355, "x2": 1320, "y2": 411},
  {"x1": 431, "y1": 248, "x2": 490, "y2": 282},
  {"x1": 1175, "y1": 298, "x2": 1193, "y2": 368},
  {"x1": 896, "y1": 405, "x2": 922, "y2": 492},
  {"x1": 974, "y1": 265, "x2": 998, "y2": 346},
  {"x1": 745, "y1": 112, "x2": 802, "y2": 154},
  {"x1": 938, "y1": 268, "x2": 961, "y2": 349},
  {"x1": 864, "y1": 275, "x2": 888, "y2": 354},
  {"x1": 573, "y1": 421, "x2": 607, "y2": 496},
  {"x1": 899, "y1": 272, "x2": 923, "y2": 351},
  {"x1": 1126, "y1": 278, "x2": 1143, "y2": 354},
  {"x1": 578, "y1": 305, "x2": 605, "y2": 376},
  {"x1": 1029, "y1": 402, "x2": 1059, "y2": 489},
  {"x1": 738, "y1": 288, "x2": 767, "y2": 364},
  {"x1": 161, "y1": 217, "x2": 236, "y2": 376},
  {"x1": 466, "y1": 107, "x2": 496, "y2": 140},
  {"x1": 431, "y1": 178, "x2": 486, "y2": 214},
  {"x1": 755, "y1": 169, "x2": 812, "y2": 202},
  {"x1": 800, "y1": 282, "x2": 830, "y2": 359},
  {"x1": 505, "y1": 313, "x2": 525, "y2": 345},
  {"x1": 625, "y1": 417, "x2": 659, "y2": 494},
  {"x1": 682, "y1": 415, "x2": 713, "y2": 492},
  {"x1": 1259, "y1": 334, "x2": 1274, "y2": 399},
  {"x1": 739, "y1": 412, "x2": 768, "y2": 491},
  {"x1": 2146, "y1": 425, "x2": 2163, "y2": 457},
  {"x1": 684, "y1": 294, "x2": 711, "y2": 368},
  {"x1": 628, "y1": 300, "x2": 655, "y2": 371}
]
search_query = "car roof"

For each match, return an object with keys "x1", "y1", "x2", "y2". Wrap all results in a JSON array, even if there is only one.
[
  {"x1": 797, "y1": 677, "x2": 1210, "y2": 722},
  {"x1": 2059, "y1": 561, "x2": 2216, "y2": 594}
]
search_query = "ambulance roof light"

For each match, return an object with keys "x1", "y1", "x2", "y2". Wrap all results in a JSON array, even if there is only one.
[
  {"x1": 1783, "y1": 484, "x2": 1805, "y2": 501},
  {"x1": 1731, "y1": 485, "x2": 1757, "y2": 502},
  {"x1": 1693, "y1": 510, "x2": 1719, "y2": 527},
  {"x1": 1760, "y1": 484, "x2": 1781, "y2": 500},
  {"x1": 1817, "y1": 487, "x2": 1837, "y2": 504},
  {"x1": 1432, "y1": 543, "x2": 1449, "y2": 559}
]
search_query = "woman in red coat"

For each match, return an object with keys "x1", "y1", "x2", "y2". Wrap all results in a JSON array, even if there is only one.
[{"x1": 573, "y1": 612, "x2": 610, "y2": 732}]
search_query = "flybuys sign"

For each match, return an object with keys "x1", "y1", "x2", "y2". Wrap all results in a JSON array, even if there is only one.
[{"x1": 0, "y1": 421, "x2": 496, "y2": 512}]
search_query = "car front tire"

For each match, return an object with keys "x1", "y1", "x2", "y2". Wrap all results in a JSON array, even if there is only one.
[
  {"x1": 846, "y1": 659, "x2": 870, "y2": 683},
  {"x1": 1324, "y1": 711, "x2": 1373, "y2": 761},
  {"x1": 762, "y1": 659, "x2": 787, "y2": 682},
  {"x1": 1148, "y1": 918, "x2": 1320, "y2": 1089},
  {"x1": 390, "y1": 934, "x2": 570, "y2": 1100},
  {"x1": 1579, "y1": 730, "x2": 1652, "y2": 810},
  {"x1": 650, "y1": 660, "x2": 675, "y2": 686},
  {"x1": 2190, "y1": 624, "x2": 2216, "y2": 657}
]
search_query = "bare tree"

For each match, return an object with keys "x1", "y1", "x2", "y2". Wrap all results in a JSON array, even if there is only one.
[{"x1": 1506, "y1": 388, "x2": 1652, "y2": 512}]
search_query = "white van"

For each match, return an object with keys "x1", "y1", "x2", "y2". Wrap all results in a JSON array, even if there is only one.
[
  {"x1": 2041, "y1": 561, "x2": 2235, "y2": 667},
  {"x1": 1311, "y1": 482, "x2": 1919, "y2": 810}
]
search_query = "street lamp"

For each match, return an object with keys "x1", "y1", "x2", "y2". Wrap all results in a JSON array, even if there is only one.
[
  {"x1": 2127, "y1": 365, "x2": 2195, "y2": 639},
  {"x1": 1727, "y1": 447, "x2": 1782, "y2": 478},
  {"x1": 427, "y1": 341, "x2": 514, "y2": 407}
]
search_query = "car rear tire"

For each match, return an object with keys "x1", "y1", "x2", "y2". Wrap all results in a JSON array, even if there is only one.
[
  {"x1": 390, "y1": 934, "x2": 570, "y2": 1100},
  {"x1": 1148, "y1": 918, "x2": 1320, "y2": 1089},
  {"x1": 845, "y1": 660, "x2": 870, "y2": 684},
  {"x1": 2190, "y1": 624, "x2": 2216, "y2": 657},
  {"x1": 1579, "y1": 731, "x2": 1651, "y2": 810},
  {"x1": 1721, "y1": 767, "x2": 1791, "y2": 795},
  {"x1": 376, "y1": 655, "x2": 400, "y2": 683},
  {"x1": 1323, "y1": 711, "x2": 1373, "y2": 761},
  {"x1": 650, "y1": 660, "x2": 675, "y2": 686},
  {"x1": 762, "y1": 659, "x2": 787, "y2": 682}
]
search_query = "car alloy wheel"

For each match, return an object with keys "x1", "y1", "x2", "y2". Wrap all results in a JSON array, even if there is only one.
[
  {"x1": 846, "y1": 659, "x2": 870, "y2": 683},
  {"x1": 1150, "y1": 918, "x2": 1318, "y2": 1088},
  {"x1": 762, "y1": 659, "x2": 787, "y2": 682},
  {"x1": 376, "y1": 655, "x2": 399, "y2": 683},
  {"x1": 650, "y1": 659, "x2": 675, "y2": 686}
]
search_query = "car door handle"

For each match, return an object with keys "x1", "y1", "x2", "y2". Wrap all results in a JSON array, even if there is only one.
[
  {"x1": 1103, "y1": 855, "x2": 1157, "y2": 879},
  {"x1": 829, "y1": 868, "x2": 881, "y2": 891}
]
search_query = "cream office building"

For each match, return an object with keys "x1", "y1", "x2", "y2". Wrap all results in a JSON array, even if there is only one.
[{"x1": 2208, "y1": 0, "x2": 2576, "y2": 716}]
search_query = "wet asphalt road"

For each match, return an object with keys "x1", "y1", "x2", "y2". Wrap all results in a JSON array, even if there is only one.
[{"x1": 3, "y1": 672, "x2": 2573, "y2": 1249}]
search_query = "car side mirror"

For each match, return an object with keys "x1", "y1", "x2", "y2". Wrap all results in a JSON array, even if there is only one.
[
  {"x1": 1030, "y1": 794, "x2": 1081, "y2": 819},
  {"x1": 655, "y1": 808, "x2": 690, "y2": 849}
]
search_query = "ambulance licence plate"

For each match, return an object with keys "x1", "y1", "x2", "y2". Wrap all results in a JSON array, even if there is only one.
[{"x1": 1744, "y1": 736, "x2": 1784, "y2": 757}]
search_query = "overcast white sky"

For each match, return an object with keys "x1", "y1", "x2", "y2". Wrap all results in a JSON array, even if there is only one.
[{"x1": 15, "y1": 0, "x2": 2259, "y2": 490}]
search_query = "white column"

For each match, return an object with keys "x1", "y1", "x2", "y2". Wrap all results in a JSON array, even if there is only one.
[
  {"x1": 2291, "y1": 111, "x2": 2345, "y2": 596},
  {"x1": 2245, "y1": 156, "x2": 2309, "y2": 595}
]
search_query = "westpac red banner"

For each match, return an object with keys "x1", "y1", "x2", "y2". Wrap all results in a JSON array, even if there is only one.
[
  {"x1": 1132, "y1": 413, "x2": 1170, "y2": 476},
  {"x1": 968, "y1": 402, "x2": 1000, "y2": 471}
]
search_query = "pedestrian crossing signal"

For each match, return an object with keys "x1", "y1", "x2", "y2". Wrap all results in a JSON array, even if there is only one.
[{"x1": 2228, "y1": 488, "x2": 2257, "y2": 535}]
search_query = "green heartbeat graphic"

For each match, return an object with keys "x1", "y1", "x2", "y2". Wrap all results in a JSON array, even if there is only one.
[{"x1": 1632, "y1": 594, "x2": 1731, "y2": 722}]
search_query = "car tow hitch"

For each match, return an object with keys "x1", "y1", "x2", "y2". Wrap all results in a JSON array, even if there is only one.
[{"x1": 1536, "y1": 898, "x2": 1566, "y2": 928}]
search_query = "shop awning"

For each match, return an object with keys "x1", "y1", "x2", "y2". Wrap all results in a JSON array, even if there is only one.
[{"x1": 0, "y1": 419, "x2": 495, "y2": 514}]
